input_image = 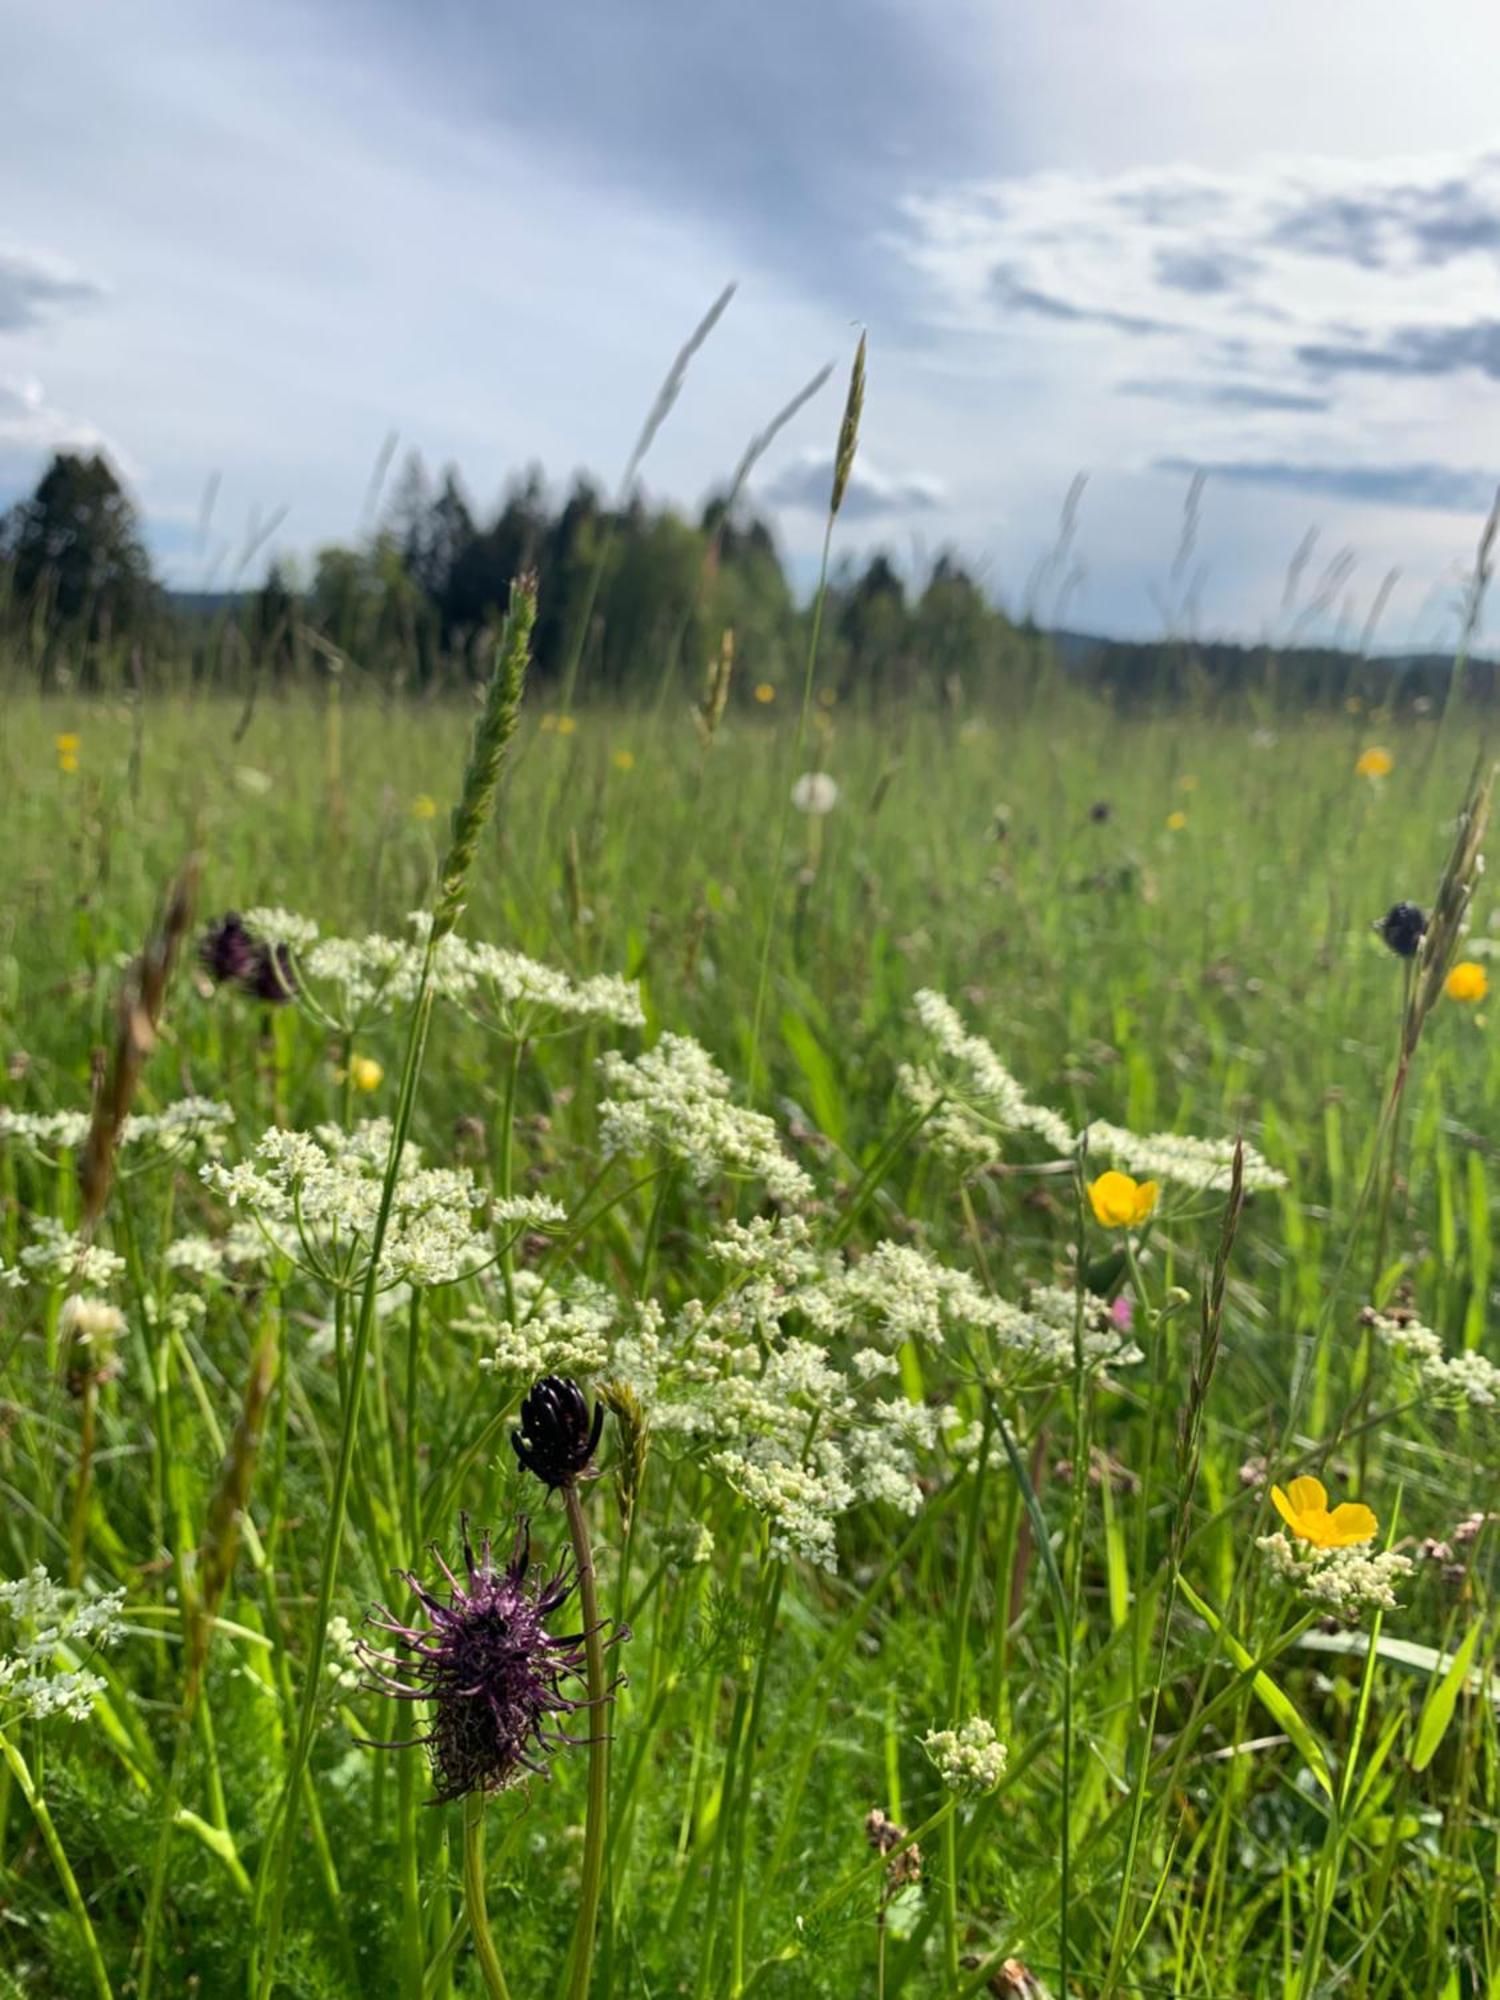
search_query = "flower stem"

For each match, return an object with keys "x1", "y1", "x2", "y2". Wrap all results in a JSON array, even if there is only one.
[
  {"x1": 462, "y1": 1792, "x2": 512, "y2": 2000},
  {"x1": 564, "y1": 1481, "x2": 609, "y2": 2000},
  {"x1": 1, "y1": 1726, "x2": 115, "y2": 2000}
]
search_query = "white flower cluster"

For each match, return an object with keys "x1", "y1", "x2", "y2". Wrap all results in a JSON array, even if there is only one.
[
  {"x1": 0, "y1": 1097, "x2": 232, "y2": 1164},
  {"x1": 203, "y1": 1120, "x2": 492, "y2": 1291},
  {"x1": 1257, "y1": 1532, "x2": 1414, "y2": 1616},
  {"x1": 243, "y1": 906, "x2": 320, "y2": 950},
  {"x1": 473, "y1": 1268, "x2": 619, "y2": 1379},
  {"x1": 325, "y1": 1614, "x2": 362, "y2": 1697},
  {"x1": 444, "y1": 938, "x2": 645, "y2": 1036},
  {"x1": 1368, "y1": 1312, "x2": 1500, "y2": 1411},
  {"x1": 1084, "y1": 1121, "x2": 1286, "y2": 1195},
  {"x1": 0, "y1": 1567, "x2": 126, "y2": 1724},
  {"x1": 922, "y1": 1715, "x2": 1008, "y2": 1795},
  {"x1": 60, "y1": 1295, "x2": 126, "y2": 1343},
  {"x1": 19, "y1": 1220, "x2": 126, "y2": 1290},
  {"x1": 898, "y1": 989, "x2": 1075, "y2": 1165},
  {"x1": 597, "y1": 1034, "x2": 813, "y2": 1204}
]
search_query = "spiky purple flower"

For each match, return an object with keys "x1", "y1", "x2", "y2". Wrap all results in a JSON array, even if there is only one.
[
  {"x1": 512, "y1": 1376, "x2": 603, "y2": 1491},
  {"x1": 1377, "y1": 901, "x2": 1428, "y2": 959},
  {"x1": 359, "y1": 1517, "x2": 589, "y2": 1801}
]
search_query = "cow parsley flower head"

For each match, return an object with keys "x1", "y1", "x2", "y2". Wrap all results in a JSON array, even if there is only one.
[
  {"x1": 20, "y1": 1220, "x2": 126, "y2": 1290},
  {"x1": 1084, "y1": 1121, "x2": 1285, "y2": 1195},
  {"x1": 0, "y1": 1567, "x2": 126, "y2": 1724},
  {"x1": 923, "y1": 1716, "x2": 1008, "y2": 1795},
  {"x1": 900, "y1": 989, "x2": 1075, "y2": 1164},
  {"x1": 442, "y1": 936, "x2": 645, "y2": 1038},
  {"x1": 597, "y1": 1035, "x2": 813, "y2": 1204},
  {"x1": 1367, "y1": 1310, "x2": 1500, "y2": 1410},
  {"x1": 1257, "y1": 1532, "x2": 1413, "y2": 1616},
  {"x1": 203, "y1": 1120, "x2": 491, "y2": 1291},
  {"x1": 358, "y1": 1519, "x2": 590, "y2": 1801}
]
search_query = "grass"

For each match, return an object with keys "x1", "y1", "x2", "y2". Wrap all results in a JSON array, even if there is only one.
[{"x1": 1, "y1": 658, "x2": 1499, "y2": 2000}]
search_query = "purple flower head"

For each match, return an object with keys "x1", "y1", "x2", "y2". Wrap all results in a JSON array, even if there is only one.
[
  {"x1": 359, "y1": 1517, "x2": 589, "y2": 1802},
  {"x1": 1377, "y1": 901, "x2": 1427, "y2": 960},
  {"x1": 199, "y1": 913, "x2": 260, "y2": 987},
  {"x1": 198, "y1": 912, "x2": 298, "y2": 1004},
  {"x1": 1110, "y1": 1293, "x2": 1135, "y2": 1333},
  {"x1": 512, "y1": 1376, "x2": 603, "y2": 1491}
]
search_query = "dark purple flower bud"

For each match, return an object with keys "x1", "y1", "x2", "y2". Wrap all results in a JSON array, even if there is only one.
[
  {"x1": 358, "y1": 1517, "x2": 589, "y2": 1801},
  {"x1": 512, "y1": 1376, "x2": 603, "y2": 1490},
  {"x1": 1088, "y1": 800, "x2": 1111, "y2": 824},
  {"x1": 199, "y1": 913, "x2": 259, "y2": 987},
  {"x1": 1377, "y1": 901, "x2": 1427, "y2": 959},
  {"x1": 245, "y1": 940, "x2": 298, "y2": 1004}
]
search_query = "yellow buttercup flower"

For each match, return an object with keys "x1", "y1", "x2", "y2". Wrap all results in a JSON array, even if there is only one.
[
  {"x1": 1271, "y1": 1474, "x2": 1377, "y2": 1551},
  {"x1": 1087, "y1": 1170, "x2": 1159, "y2": 1229},
  {"x1": 612, "y1": 749, "x2": 635, "y2": 772},
  {"x1": 1166, "y1": 810, "x2": 1188, "y2": 831},
  {"x1": 754, "y1": 682, "x2": 776, "y2": 704},
  {"x1": 1446, "y1": 960, "x2": 1489, "y2": 1004},
  {"x1": 556, "y1": 715, "x2": 578, "y2": 737},
  {"x1": 1355, "y1": 746, "x2": 1393, "y2": 779},
  {"x1": 55, "y1": 732, "x2": 80, "y2": 773},
  {"x1": 411, "y1": 793, "x2": 438, "y2": 821},
  {"x1": 342, "y1": 1055, "x2": 384, "y2": 1092}
]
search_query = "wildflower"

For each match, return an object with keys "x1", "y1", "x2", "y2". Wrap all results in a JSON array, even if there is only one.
[
  {"x1": 1085, "y1": 1121, "x2": 1285, "y2": 1194},
  {"x1": 358, "y1": 1519, "x2": 590, "y2": 1800},
  {"x1": 235, "y1": 765, "x2": 273, "y2": 796},
  {"x1": 865, "y1": 1807, "x2": 922, "y2": 1887},
  {"x1": 922, "y1": 1716, "x2": 1007, "y2": 1796},
  {"x1": 612, "y1": 749, "x2": 635, "y2": 772},
  {"x1": 0, "y1": 1566, "x2": 125, "y2": 1723},
  {"x1": 1257, "y1": 1531, "x2": 1412, "y2": 1615},
  {"x1": 1356, "y1": 746, "x2": 1394, "y2": 779},
  {"x1": 55, "y1": 732, "x2": 80, "y2": 756},
  {"x1": 1377, "y1": 901, "x2": 1428, "y2": 958},
  {"x1": 1365, "y1": 1309, "x2": 1500, "y2": 1409},
  {"x1": 754, "y1": 682, "x2": 776, "y2": 704},
  {"x1": 1166, "y1": 809, "x2": 1188, "y2": 831},
  {"x1": 348, "y1": 1055, "x2": 384, "y2": 1093},
  {"x1": 1179, "y1": 773, "x2": 1199, "y2": 793},
  {"x1": 1089, "y1": 800, "x2": 1111, "y2": 823},
  {"x1": 556, "y1": 715, "x2": 578, "y2": 737},
  {"x1": 512, "y1": 1377, "x2": 604, "y2": 1491},
  {"x1": 1270, "y1": 1474, "x2": 1376, "y2": 1550},
  {"x1": 1446, "y1": 960, "x2": 1488, "y2": 1003},
  {"x1": 1087, "y1": 1170, "x2": 1158, "y2": 1229},
  {"x1": 791, "y1": 771, "x2": 839, "y2": 816},
  {"x1": 900, "y1": 989, "x2": 1075, "y2": 1162},
  {"x1": 597, "y1": 1034, "x2": 813, "y2": 1204},
  {"x1": 411, "y1": 793, "x2": 438, "y2": 820},
  {"x1": 200, "y1": 912, "x2": 299, "y2": 1004}
]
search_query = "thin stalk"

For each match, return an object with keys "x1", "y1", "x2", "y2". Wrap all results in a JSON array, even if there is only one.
[
  {"x1": 564, "y1": 1481, "x2": 609, "y2": 2000},
  {"x1": 2, "y1": 1725, "x2": 115, "y2": 2000},
  {"x1": 462, "y1": 1792, "x2": 512, "y2": 2000}
]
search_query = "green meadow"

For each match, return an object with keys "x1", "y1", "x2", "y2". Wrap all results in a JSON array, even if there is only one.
[{"x1": 2, "y1": 650, "x2": 1499, "y2": 2000}]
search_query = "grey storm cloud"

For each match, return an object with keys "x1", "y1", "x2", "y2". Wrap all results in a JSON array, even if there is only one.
[
  {"x1": 0, "y1": 251, "x2": 101, "y2": 332},
  {"x1": 1156, "y1": 456, "x2": 1497, "y2": 514},
  {"x1": 1298, "y1": 319, "x2": 1500, "y2": 381},
  {"x1": 1273, "y1": 168, "x2": 1500, "y2": 270},
  {"x1": 1121, "y1": 378, "x2": 1330, "y2": 413},
  {"x1": 990, "y1": 263, "x2": 1169, "y2": 336},
  {"x1": 762, "y1": 451, "x2": 944, "y2": 520}
]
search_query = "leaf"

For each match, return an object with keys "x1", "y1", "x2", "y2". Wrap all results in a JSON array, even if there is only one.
[
  {"x1": 1411, "y1": 1618, "x2": 1484, "y2": 1773},
  {"x1": 1177, "y1": 1573, "x2": 1332, "y2": 1797}
]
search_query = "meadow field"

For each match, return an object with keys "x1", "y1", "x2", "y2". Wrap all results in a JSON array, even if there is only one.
[{"x1": 2, "y1": 638, "x2": 1498, "y2": 2000}]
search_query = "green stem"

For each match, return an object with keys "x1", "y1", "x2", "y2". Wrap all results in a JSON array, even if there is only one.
[
  {"x1": 462, "y1": 1791, "x2": 512, "y2": 2000},
  {"x1": 1, "y1": 1725, "x2": 115, "y2": 2000},
  {"x1": 565, "y1": 1481, "x2": 609, "y2": 2000}
]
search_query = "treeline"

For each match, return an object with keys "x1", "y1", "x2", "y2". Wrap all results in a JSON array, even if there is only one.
[
  {"x1": 1, "y1": 450, "x2": 1491, "y2": 709},
  {"x1": 0, "y1": 450, "x2": 1016, "y2": 704}
]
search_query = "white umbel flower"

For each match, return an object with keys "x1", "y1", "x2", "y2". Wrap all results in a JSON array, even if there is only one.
[
  {"x1": 1084, "y1": 1120, "x2": 1285, "y2": 1194},
  {"x1": 923, "y1": 1716, "x2": 1008, "y2": 1795},
  {"x1": 597, "y1": 1035, "x2": 813, "y2": 1204}
]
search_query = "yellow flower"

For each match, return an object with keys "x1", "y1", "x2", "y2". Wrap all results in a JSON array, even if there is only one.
[
  {"x1": 411, "y1": 793, "x2": 438, "y2": 821},
  {"x1": 1446, "y1": 960, "x2": 1489, "y2": 1004},
  {"x1": 346, "y1": 1056, "x2": 384, "y2": 1092},
  {"x1": 1166, "y1": 809, "x2": 1188, "y2": 831},
  {"x1": 612, "y1": 749, "x2": 636, "y2": 772},
  {"x1": 1355, "y1": 746, "x2": 1393, "y2": 779},
  {"x1": 58, "y1": 751, "x2": 80, "y2": 774},
  {"x1": 55, "y1": 733, "x2": 80, "y2": 754},
  {"x1": 1087, "y1": 1170, "x2": 1159, "y2": 1229},
  {"x1": 754, "y1": 682, "x2": 776, "y2": 704},
  {"x1": 556, "y1": 715, "x2": 578, "y2": 737},
  {"x1": 1271, "y1": 1474, "x2": 1377, "y2": 1551}
]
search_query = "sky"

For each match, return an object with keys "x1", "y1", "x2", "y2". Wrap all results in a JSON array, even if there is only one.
[{"x1": 6, "y1": 0, "x2": 1500, "y2": 642}]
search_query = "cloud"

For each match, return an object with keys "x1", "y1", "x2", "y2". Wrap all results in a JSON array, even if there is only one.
[
  {"x1": 1120, "y1": 378, "x2": 1329, "y2": 412},
  {"x1": 760, "y1": 449, "x2": 945, "y2": 520},
  {"x1": 1156, "y1": 455, "x2": 1498, "y2": 513},
  {"x1": 0, "y1": 250, "x2": 101, "y2": 333},
  {"x1": 1299, "y1": 320, "x2": 1500, "y2": 380},
  {"x1": 991, "y1": 264, "x2": 1169, "y2": 335},
  {"x1": 1152, "y1": 246, "x2": 1257, "y2": 295}
]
